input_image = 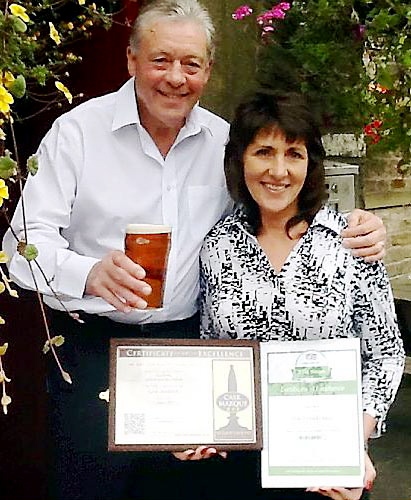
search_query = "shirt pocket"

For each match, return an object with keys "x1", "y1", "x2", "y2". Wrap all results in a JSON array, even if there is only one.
[{"x1": 188, "y1": 185, "x2": 230, "y2": 242}]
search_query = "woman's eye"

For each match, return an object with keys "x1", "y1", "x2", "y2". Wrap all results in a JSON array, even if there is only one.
[
  {"x1": 255, "y1": 148, "x2": 270, "y2": 156},
  {"x1": 289, "y1": 149, "x2": 304, "y2": 159}
]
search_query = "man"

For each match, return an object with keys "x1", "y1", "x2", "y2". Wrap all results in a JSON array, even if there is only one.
[{"x1": 3, "y1": 1, "x2": 385, "y2": 499}]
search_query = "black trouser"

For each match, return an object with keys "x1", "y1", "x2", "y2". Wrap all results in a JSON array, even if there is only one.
[
  {"x1": 46, "y1": 308, "x2": 370, "y2": 500},
  {"x1": 46, "y1": 309, "x2": 218, "y2": 500}
]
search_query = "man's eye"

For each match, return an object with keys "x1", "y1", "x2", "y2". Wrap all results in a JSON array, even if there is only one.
[{"x1": 185, "y1": 62, "x2": 201, "y2": 72}]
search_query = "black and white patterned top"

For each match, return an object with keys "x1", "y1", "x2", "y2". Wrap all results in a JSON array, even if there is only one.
[{"x1": 200, "y1": 205, "x2": 405, "y2": 435}]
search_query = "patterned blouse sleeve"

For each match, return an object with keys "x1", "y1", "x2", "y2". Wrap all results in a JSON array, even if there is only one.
[
  {"x1": 352, "y1": 258, "x2": 405, "y2": 437},
  {"x1": 199, "y1": 236, "x2": 221, "y2": 339}
]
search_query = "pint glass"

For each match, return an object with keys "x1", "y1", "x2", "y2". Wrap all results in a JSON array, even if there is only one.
[{"x1": 125, "y1": 224, "x2": 172, "y2": 309}]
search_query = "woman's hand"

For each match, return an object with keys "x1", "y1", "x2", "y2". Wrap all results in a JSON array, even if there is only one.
[
  {"x1": 305, "y1": 486, "x2": 363, "y2": 500},
  {"x1": 306, "y1": 452, "x2": 376, "y2": 500},
  {"x1": 341, "y1": 209, "x2": 386, "y2": 262},
  {"x1": 172, "y1": 445, "x2": 227, "y2": 461}
]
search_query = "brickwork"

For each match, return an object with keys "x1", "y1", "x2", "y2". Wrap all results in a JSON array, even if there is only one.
[
  {"x1": 362, "y1": 153, "x2": 411, "y2": 284},
  {"x1": 373, "y1": 205, "x2": 411, "y2": 279},
  {"x1": 362, "y1": 153, "x2": 411, "y2": 210},
  {"x1": 323, "y1": 135, "x2": 411, "y2": 289}
]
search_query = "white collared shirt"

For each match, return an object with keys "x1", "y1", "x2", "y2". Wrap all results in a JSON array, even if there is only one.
[{"x1": 3, "y1": 78, "x2": 231, "y2": 323}]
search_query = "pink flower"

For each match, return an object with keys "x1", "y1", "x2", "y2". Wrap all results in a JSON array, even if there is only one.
[
  {"x1": 232, "y1": 5, "x2": 253, "y2": 20},
  {"x1": 257, "y1": 2, "x2": 291, "y2": 26},
  {"x1": 278, "y1": 2, "x2": 291, "y2": 10},
  {"x1": 234, "y1": 2, "x2": 291, "y2": 41}
]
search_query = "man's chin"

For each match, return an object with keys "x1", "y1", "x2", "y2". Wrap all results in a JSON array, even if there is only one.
[{"x1": 161, "y1": 109, "x2": 190, "y2": 128}]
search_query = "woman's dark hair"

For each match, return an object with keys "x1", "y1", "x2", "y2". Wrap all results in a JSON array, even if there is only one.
[{"x1": 224, "y1": 91, "x2": 327, "y2": 236}]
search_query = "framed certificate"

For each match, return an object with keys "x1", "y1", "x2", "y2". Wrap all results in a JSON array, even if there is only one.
[
  {"x1": 108, "y1": 338, "x2": 262, "y2": 451},
  {"x1": 260, "y1": 338, "x2": 365, "y2": 488}
]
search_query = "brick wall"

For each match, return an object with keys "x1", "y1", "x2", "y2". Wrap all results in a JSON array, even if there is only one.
[
  {"x1": 323, "y1": 135, "x2": 411, "y2": 292},
  {"x1": 362, "y1": 153, "x2": 411, "y2": 290}
]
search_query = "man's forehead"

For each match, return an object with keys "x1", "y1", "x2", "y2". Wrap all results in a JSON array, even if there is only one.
[{"x1": 140, "y1": 19, "x2": 208, "y2": 56}]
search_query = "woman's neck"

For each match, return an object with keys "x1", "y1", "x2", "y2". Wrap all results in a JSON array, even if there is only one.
[{"x1": 257, "y1": 216, "x2": 308, "y2": 273}]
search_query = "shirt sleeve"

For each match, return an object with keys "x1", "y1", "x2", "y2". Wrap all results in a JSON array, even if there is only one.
[
  {"x1": 352, "y1": 258, "x2": 405, "y2": 437},
  {"x1": 199, "y1": 235, "x2": 223, "y2": 339},
  {"x1": 2, "y1": 117, "x2": 99, "y2": 300}
]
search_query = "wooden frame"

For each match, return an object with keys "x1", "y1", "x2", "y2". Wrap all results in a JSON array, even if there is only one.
[{"x1": 108, "y1": 338, "x2": 262, "y2": 452}]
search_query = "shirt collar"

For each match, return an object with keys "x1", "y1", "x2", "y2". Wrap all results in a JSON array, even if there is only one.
[
  {"x1": 112, "y1": 77, "x2": 216, "y2": 138},
  {"x1": 112, "y1": 78, "x2": 140, "y2": 131},
  {"x1": 231, "y1": 205, "x2": 255, "y2": 236},
  {"x1": 232, "y1": 205, "x2": 345, "y2": 236},
  {"x1": 185, "y1": 104, "x2": 217, "y2": 137}
]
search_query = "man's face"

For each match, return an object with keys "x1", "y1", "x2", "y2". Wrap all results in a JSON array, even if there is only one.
[{"x1": 127, "y1": 19, "x2": 212, "y2": 133}]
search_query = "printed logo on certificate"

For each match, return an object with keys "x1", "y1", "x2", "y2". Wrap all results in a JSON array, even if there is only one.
[
  {"x1": 260, "y1": 338, "x2": 365, "y2": 489},
  {"x1": 108, "y1": 338, "x2": 262, "y2": 452},
  {"x1": 213, "y1": 361, "x2": 255, "y2": 442}
]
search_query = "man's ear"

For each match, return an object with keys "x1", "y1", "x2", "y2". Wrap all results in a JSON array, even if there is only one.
[
  {"x1": 204, "y1": 59, "x2": 214, "y2": 84},
  {"x1": 127, "y1": 46, "x2": 137, "y2": 77}
]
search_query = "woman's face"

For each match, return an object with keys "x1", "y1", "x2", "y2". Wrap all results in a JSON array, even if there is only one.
[{"x1": 243, "y1": 127, "x2": 308, "y2": 224}]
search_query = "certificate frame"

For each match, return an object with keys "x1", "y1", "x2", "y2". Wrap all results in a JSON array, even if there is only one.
[
  {"x1": 260, "y1": 338, "x2": 365, "y2": 488},
  {"x1": 108, "y1": 338, "x2": 262, "y2": 452}
]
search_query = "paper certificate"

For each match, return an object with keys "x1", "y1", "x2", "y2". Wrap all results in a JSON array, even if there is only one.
[
  {"x1": 108, "y1": 339, "x2": 262, "y2": 451},
  {"x1": 260, "y1": 338, "x2": 365, "y2": 488}
]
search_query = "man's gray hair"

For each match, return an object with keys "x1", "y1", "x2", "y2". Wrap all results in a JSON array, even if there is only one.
[{"x1": 129, "y1": 0, "x2": 216, "y2": 61}]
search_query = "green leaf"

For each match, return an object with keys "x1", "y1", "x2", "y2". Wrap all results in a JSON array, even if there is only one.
[
  {"x1": 376, "y1": 64, "x2": 399, "y2": 90},
  {"x1": 0, "y1": 156, "x2": 17, "y2": 180},
  {"x1": 401, "y1": 50, "x2": 411, "y2": 68},
  {"x1": 8, "y1": 75, "x2": 26, "y2": 99},
  {"x1": 43, "y1": 335, "x2": 65, "y2": 354},
  {"x1": 23, "y1": 244, "x2": 38, "y2": 261},
  {"x1": 27, "y1": 155, "x2": 39, "y2": 176},
  {"x1": 11, "y1": 16, "x2": 27, "y2": 33},
  {"x1": 51, "y1": 335, "x2": 65, "y2": 347}
]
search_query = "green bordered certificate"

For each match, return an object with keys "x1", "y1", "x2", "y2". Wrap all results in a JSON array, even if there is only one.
[
  {"x1": 260, "y1": 338, "x2": 365, "y2": 488},
  {"x1": 108, "y1": 338, "x2": 262, "y2": 452}
]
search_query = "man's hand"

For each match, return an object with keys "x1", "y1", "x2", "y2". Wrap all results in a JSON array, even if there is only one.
[
  {"x1": 341, "y1": 209, "x2": 386, "y2": 262},
  {"x1": 85, "y1": 250, "x2": 152, "y2": 312}
]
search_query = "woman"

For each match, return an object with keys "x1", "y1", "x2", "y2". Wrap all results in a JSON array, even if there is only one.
[{"x1": 198, "y1": 92, "x2": 405, "y2": 500}]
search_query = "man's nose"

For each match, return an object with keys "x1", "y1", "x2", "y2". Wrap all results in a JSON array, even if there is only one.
[{"x1": 166, "y1": 62, "x2": 186, "y2": 86}]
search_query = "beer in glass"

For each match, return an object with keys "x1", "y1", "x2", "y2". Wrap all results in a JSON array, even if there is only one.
[{"x1": 125, "y1": 224, "x2": 171, "y2": 309}]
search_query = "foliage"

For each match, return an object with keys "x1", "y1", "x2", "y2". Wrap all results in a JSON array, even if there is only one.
[
  {"x1": 362, "y1": 2, "x2": 411, "y2": 172},
  {"x1": 0, "y1": 0, "x2": 118, "y2": 414},
  {"x1": 232, "y1": 1, "x2": 411, "y2": 172}
]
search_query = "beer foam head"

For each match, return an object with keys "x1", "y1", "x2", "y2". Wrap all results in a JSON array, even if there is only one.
[{"x1": 126, "y1": 224, "x2": 172, "y2": 234}]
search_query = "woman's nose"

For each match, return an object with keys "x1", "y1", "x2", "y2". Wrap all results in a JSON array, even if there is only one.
[
  {"x1": 166, "y1": 62, "x2": 186, "y2": 86},
  {"x1": 268, "y1": 157, "x2": 287, "y2": 177}
]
